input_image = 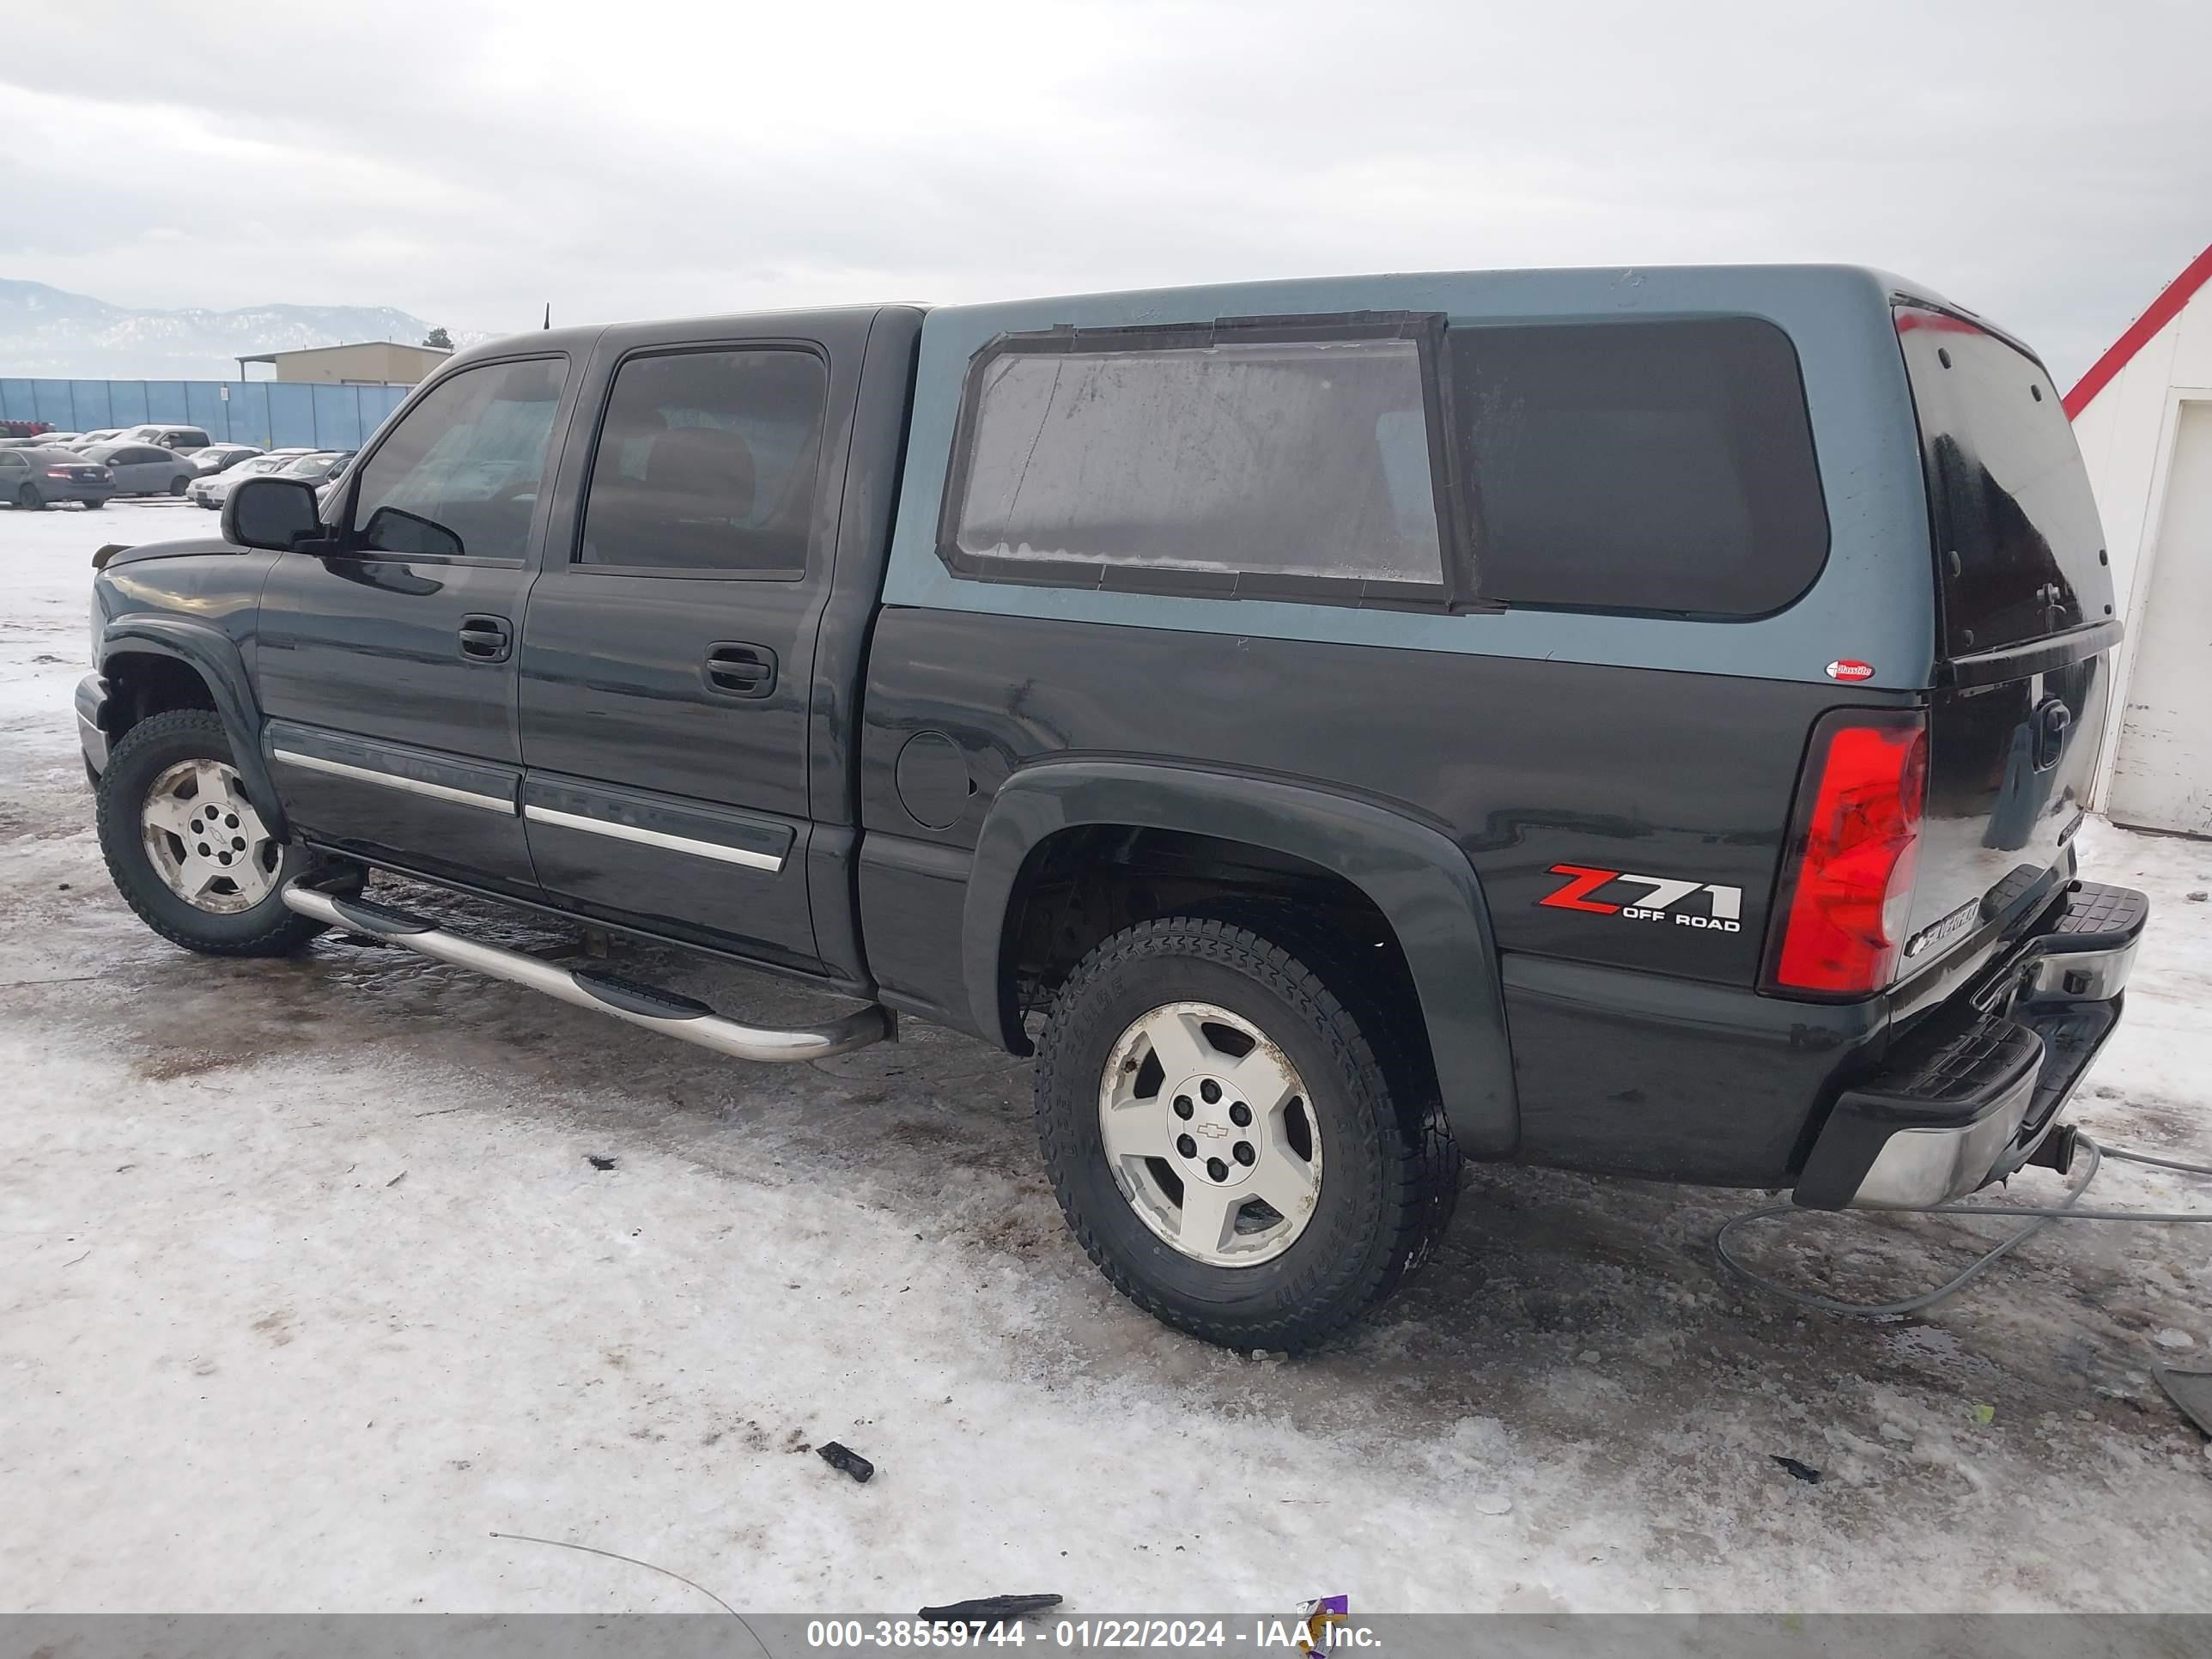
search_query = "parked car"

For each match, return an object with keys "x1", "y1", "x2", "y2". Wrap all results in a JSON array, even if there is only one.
[
  {"x1": 116, "y1": 423, "x2": 214, "y2": 452},
  {"x1": 76, "y1": 443, "x2": 193, "y2": 497},
  {"x1": 188, "y1": 449, "x2": 313, "y2": 509},
  {"x1": 278, "y1": 448, "x2": 353, "y2": 484},
  {"x1": 0, "y1": 445, "x2": 114, "y2": 510},
  {"x1": 268, "y1": 449, "x2": 355, "y2": 510},
  {"x1": 76, "y1": 266, "x2": 2147, "y2": 1352},
  {"x1": 186, "y1": 444, "x2": 264, "y2": 477}
]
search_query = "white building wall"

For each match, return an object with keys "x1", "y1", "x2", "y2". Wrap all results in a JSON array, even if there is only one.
[{"x1": 2069, "y1": 266, "x2": 2212, "y2": 812}]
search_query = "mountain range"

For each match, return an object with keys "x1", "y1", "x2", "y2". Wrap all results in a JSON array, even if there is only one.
[{"x1": 0, "y1": 279, "x2": 495, "y2": 380}]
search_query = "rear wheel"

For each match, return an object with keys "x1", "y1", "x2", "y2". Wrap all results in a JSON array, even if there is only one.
[
  {"x1": 168, "y1": 476, "x2": 189, "y2": 495},
  {"x1": 14, "y1": 484, "x2": 42, "y2": 511},
  {"x1": 81, "y1": 497, "x2": 106, "y2": 510},
  {"x1": 95, "y1": 709, "x2": 331, "y2": 956},
  {"x1": 1034, "y1": 917, "x2": 1459, "y2": 1351}
]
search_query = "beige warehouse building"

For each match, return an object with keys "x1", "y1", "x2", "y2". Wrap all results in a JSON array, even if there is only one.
[{"x1": 236, "y1": 340, "x2": 451, "y2": 386}]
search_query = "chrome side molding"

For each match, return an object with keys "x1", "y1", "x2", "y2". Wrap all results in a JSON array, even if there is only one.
[
  {"x1": 281, "y1": 882, "x2": 890, "y2": 1063},
  {"x1": 522, "y1": 802, "x2": 784, "y2": 872},
  {"x1": 271, "y1": 748, "x2": 515, "y2": 815}
]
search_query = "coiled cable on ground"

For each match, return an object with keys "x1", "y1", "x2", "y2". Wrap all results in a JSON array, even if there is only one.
[{"x1": 1714, "y1": 1135, "x2": 2212, "y2": 1318}]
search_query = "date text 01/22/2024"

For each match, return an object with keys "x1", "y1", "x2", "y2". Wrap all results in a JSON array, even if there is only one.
[{"x1": 803, "y1": 1614, "x2": 1376, "y2": 1650}]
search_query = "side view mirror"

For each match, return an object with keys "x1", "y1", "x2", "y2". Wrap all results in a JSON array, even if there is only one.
[
  {"x1": 223, "y1": 476, "x2": 325, "y2": 551},
  {"x1": 362, "y1": 504, "x2": 463, "y2": 560}
]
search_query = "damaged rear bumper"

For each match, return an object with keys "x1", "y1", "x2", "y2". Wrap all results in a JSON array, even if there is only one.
[{"x1": 1793, "y1": 880, "x2": 2146, "y2": 1211}]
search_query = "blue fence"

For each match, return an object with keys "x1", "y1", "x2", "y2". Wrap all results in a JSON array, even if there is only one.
[{"x1": 0, "y1": 378, "x2": 410, "y2": 452}]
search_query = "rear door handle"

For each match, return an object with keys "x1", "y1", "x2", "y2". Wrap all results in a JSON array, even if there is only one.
[
  {"x1": 459, "y1": 614, "x2": 512, "y2": 663},
  {"x1": 704, "y1": 641, "x2": 776, "y2": 699}
]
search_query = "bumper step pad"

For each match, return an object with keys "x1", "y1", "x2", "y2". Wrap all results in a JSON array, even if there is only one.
[
  {"x1": 2044, "y1": 881, "x2": 2149, "y2": 948},
  {"x1": 2023, "y1": 1000, "x2": 2120, "y2": 1148},
  {"x1": 2016, "y1": 880, "x2": 2148, "y2": 1005},
  {"x1": 1871, "y1": 1017, "x2": 2046, "y2": 1111}
]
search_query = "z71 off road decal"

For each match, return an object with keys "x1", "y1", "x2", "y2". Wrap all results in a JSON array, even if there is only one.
[{"x1": 1539, "y1": 865, "x2": 1744, "y2": 933}]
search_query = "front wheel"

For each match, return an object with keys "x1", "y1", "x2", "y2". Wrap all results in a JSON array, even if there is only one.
[
  {"x1": 95, "y1": 709, "x2": 330, "y2": 956},
  {"x1": 1034, "y1": 917, "x2": 1459, "y2": 1352}
]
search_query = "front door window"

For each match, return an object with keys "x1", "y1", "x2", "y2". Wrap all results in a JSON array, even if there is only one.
[{"x1": 349, "y1": 358, "x2": 568, "y2": 562}]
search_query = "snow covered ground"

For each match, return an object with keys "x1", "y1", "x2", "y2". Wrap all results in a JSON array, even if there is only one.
[{"x1": 2, "y1": 500, "x2": 2209, "y2": 1615}]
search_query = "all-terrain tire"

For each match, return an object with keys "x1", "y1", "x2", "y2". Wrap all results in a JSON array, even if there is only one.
[
  {"x1": 95, "y1": 709, "x2": 329, "y2": 956},
  {"x1": 1034, "y1": 917, "x2": 1461, "y2": 1352}
]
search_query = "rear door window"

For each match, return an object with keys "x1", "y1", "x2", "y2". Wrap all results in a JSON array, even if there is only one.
[
  {"x1": 1893, "y1": 308, "x2": 2111, "y2": 655},
  {"x1": 579, "y1": 348, "x2": 828, "y2": 574},
  {"x1": 1447, "y1": 317, "x2": 1829, "y2": 617}
]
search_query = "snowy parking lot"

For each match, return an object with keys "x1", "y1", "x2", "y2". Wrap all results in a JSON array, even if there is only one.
[{"x1": 3, "y1": 499, "x2": 2209, "y2": 1615}]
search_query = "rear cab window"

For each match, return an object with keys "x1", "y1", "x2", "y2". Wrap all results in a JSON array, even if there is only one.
[{"x1": 1893, "y1": 307, "x2": 2112, "y2": 655}]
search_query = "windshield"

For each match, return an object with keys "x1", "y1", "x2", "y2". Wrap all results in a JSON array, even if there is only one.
[{"x1": 283, "y1": 453, "x2": 343, "y2": 478}]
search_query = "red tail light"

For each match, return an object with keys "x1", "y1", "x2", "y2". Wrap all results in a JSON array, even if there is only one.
[{"x1": 1766, "y1": 711, "x2": 1928, "y2": 996}]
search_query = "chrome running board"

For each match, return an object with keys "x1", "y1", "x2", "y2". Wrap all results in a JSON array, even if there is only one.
[{"x1": 281, "y1": 881, "x2": 891, "y2": 1063}]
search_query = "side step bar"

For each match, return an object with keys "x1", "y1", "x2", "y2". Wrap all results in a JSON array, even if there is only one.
[{"x1": 281, "y1": 882, "x2": 892, "y2": 1063}]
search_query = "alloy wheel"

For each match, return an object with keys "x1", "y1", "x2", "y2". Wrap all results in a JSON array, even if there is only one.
[
  {"x1": 1097, "y1": 1000, "x2": 1324, "y2": 1267},
  {"x1": 139, "y1": 758, "x2": 281, "y2": 914}
]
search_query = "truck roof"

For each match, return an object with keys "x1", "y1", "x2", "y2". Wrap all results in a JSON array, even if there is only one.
[{"x1": 448, "y1": 265, "x2": 2031, "y2": 371}]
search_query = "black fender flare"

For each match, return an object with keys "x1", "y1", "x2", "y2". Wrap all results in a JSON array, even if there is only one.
[
  {"x1": 962, "y1": 760, "x2": 1517, "y2": 1156},
  {"x1": 99, "y1": 616, "x2": 286, "y2": 836}
]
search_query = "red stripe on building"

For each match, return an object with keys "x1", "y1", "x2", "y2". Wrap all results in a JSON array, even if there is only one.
[{"x1": 2064, "y1": 240, "x2": 2212, "y2": 419}]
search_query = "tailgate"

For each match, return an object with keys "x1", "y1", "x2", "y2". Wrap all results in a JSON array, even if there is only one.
[{"x1": 1893, "y1": 304, "x2": 2117, "y2": 968}]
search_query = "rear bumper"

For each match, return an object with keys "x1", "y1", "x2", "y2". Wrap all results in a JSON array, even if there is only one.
[
  {"x1": 40, "y1": 481, "x2": 115, "y2": 503},
  {"x1": 1794, "y1": 881, "x2": 2145, "y2": 1210}
]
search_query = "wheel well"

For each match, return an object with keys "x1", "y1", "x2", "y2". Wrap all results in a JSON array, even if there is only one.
[
  {"x1": 103, "y1": 651, "x2": 218, "y2": 737},
  {"x1": 1003, "y1": 825, "x2": 1437, "y2": 1094}
]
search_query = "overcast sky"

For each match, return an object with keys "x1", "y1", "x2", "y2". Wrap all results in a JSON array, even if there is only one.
[{"x1": 4, "y1": 0, "x2": 2207, "y2": 386}]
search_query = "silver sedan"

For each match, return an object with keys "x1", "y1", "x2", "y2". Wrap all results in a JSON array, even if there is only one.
[{"x1": 76, "y1": 444, "x2": 196, "y2": 497}]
